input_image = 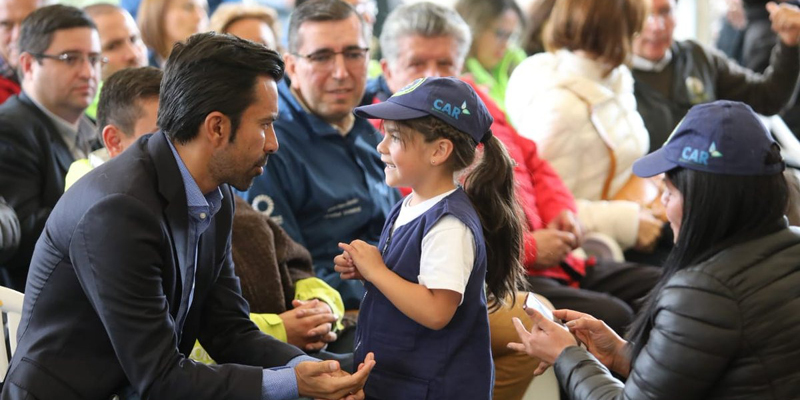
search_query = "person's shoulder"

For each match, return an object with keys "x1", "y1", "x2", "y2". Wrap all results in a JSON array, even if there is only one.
[{"x1": 510, "y1": 52, "x2": 559, "y2": 86}]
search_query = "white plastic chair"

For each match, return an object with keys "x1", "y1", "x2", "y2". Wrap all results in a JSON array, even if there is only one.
[{"x1": 0, "y1": 285, "x2": 23, "y2": 383}]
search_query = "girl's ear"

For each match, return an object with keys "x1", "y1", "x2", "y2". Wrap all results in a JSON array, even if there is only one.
[{"x1": 430, "y1": 138, "x2": 454, "y2": 165}]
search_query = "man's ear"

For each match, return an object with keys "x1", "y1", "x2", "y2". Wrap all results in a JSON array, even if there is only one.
[
  {"x1": 18, "y1": 52, "x2": 35, "y2": 78},
  {"x1": 284, "y1": 52, "x2": 297, "y2": 84},
  {"x1": 202, "y1": 111, "x2": 230, "y2": 148},
  {"x1": 102, "y1": 125, "x2": 124, "y2": 158},
  {"x1": 380, "y1": 59, "x2": 397, "y2": 93}
]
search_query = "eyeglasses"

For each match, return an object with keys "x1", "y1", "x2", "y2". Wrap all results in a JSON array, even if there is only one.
[
  {"x1": 29, "y1": 51, "x2": 109, "y2": 68},
  {"x1": 292, "y1": 47, "x2": 370, "y2": 70}
]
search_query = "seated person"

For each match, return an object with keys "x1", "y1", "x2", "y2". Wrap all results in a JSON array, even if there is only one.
[
  {"x1": 209, "y1": 2, "x2": 280, "y2": 50},
  {"x1": 632, "y1": 0, "x2": 800, "y2": 151},
  {"x1": 0, "y1": 5, "x2": 101, "y2": 291},
  {"x1": 83, "y1": 3, "x2": 149, "y2": 120},
  {"x1": 510, "y1": 101, "x2": 800, "y2": 400},
  {"x1": 240, "y1": 0, "x2": 400, "y2": 310},
  {"x1": 65, "y1": 66, "x2": 161, "y2": 189}
]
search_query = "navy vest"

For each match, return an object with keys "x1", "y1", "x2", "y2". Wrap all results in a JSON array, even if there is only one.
[{"x1": 354, "y1": 188, "x2": 493, "y2": 400}]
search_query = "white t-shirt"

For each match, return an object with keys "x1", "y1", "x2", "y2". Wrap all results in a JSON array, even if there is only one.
[{"x1": 392, "y1": 189, "x2": 476, "y2": 304}]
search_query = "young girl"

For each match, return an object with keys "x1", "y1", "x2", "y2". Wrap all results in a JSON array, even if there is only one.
[{"x1": 334, "y1": 77, "x2": 525, "y2": 399}]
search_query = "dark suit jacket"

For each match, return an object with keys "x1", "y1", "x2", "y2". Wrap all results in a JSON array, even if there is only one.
[
  {"x1": 1, "y1": 132, "x2": 304, "y2": 400},
  {"x1": 0, "y1": 93, "x2": 78, "y2": 290}
]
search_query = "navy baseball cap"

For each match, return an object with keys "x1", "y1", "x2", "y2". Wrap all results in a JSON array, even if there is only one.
[
  {"x1": 633, "y1": 100, "x2": 784, "y2": 177},
  {"x1": 354, "y1": 77, "x2": 493, "y2": 144}
]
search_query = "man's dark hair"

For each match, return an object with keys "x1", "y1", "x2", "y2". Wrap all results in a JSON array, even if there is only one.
[
  {"x1": 287, "y1": 0, "x2": 366, "y2": 53},
  {"x1": 97, "y1": 67, "x2": 163, "y2": 136},
  {"x1": 19, "y1": 5, "x2": 97, "y2": 56},
  {"x1": 158, "y1": 32, "x2": 284, "y2": 144}
]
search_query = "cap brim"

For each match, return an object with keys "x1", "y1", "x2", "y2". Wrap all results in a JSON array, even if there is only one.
[
  {"x1": 354, "y1": 101, "x2": 429, "y2": 121},
  {"x1": 632, "y1": 148, "x2": 679, "y2": 177}
]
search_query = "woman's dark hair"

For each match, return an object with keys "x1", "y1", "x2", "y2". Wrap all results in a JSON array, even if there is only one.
[
  {"x1": 627, "y1": 143, "x2": 788, "y2": 360},
  {"x1": 158, "y1": 32, "x2": 284, "y2": 144},
  {"x1": 395, "y1": 116, "x2": 525, "y2": 310}
]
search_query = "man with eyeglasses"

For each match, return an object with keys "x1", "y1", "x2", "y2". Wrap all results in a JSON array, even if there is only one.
[
  {"x1": 0, "y1": 0, "x2": 42, "y2": 104},
  {"x1": 241, "y1": 0, "x2": 400, "y2": 317},
  {"x1": 0, "y1": 5, "x2": 102, "y2": 291}
]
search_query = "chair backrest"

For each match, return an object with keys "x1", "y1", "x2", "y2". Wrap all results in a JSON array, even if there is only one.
[{"x1": 0, "y1": 285, "x2": 24, "y2": 383}]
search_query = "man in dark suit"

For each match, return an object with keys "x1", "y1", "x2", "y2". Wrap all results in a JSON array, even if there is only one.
[
  {"x1": 0, "y1": 5, "x2": 100, "y2": 291},
  {"x1": 0, "y1": 32, "x2": 374, "y2": 400}
]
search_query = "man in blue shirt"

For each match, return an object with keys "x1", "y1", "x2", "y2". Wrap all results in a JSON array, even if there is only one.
[
  {"x1": 0, "y1": 32, "x2": 373, "y2": 400},
  {"x1": 241, "y1": 0, "x2": 400, "y2": 310}
]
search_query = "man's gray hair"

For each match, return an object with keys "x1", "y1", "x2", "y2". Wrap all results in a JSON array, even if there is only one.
[{"x1": 379, "y1": 2, "x2": 471, "y2": 66}]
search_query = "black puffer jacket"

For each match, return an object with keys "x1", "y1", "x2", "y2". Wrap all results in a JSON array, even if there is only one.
[{"x1": 554, "y1": 224, "x2": 800, "y2": 400}]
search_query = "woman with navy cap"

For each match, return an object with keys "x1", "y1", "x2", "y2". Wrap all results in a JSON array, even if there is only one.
[
  {"x1": 334, "y1": 77, "x2": 525, "y2": 399},
  {"x1": 509, "y1": 100, "x2": 800, "y2": 399}
]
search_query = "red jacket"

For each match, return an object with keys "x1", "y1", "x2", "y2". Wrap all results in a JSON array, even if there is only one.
[
  {"x1": 0, "y1": 75, "x2": 20, "y2": 105},
  {"x1": 364, "y1": 76, "x2": 588, "y2": 285}
]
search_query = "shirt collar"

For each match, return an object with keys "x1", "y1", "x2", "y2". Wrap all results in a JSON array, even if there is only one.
[
  {"x1": 165, "y1": 132, "x2": 223, "y2": 218},
  {"x1": 26, "y1": 91, "x2": 95, "y2": 159},
  {"x1": 632, "y1": 50, "x2": 673, "y2": 72}
]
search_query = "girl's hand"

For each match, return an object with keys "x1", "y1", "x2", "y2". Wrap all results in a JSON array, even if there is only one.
[
  {"x1": 553, "y1": 309, "x2": 631, "y2": 377},
  {"x1": 507, "y1": 308, "x2": 578, "y2": 364},
  {"x1": 334, "y1": 251, "x2": 363, "y2": 280},
  {"x1": 338, "y1": 240, "x2": 386, "y2": 282}
]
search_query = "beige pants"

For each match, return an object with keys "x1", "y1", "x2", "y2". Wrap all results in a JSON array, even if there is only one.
[{"x1": 489, "y1": 292, "x2": 553, "y2": 400}]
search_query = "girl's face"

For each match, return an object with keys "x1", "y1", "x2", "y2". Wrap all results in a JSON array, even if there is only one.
[
  {"x1": 164, "y1": 0, "x2": 208, "y2": 47},
  {"x1": 662, "y1": 177, "x2": 684, "y2": 242},
  {"x1": 474, "y1": 9, "x2": 520, "y2": 70},
  {"x1": 376, "y1": 121, "x2": 437, "y2": 189}
]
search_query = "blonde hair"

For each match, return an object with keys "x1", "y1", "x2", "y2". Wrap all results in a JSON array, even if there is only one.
[
  {"x1": 544, "y1": 0, "x2": 646, "y2": 71},
  {"x1": 209, "y1": 3, "x2": 280, "y2": 46},
  {"x1": 137, "y1": 0, "x2": 172, "y2": 59}
]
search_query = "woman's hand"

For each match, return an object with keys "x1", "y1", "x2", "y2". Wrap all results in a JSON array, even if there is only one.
[
  {"x1": 507, "y1": 307, "x2": 578, "y2": 364},
  {"x1": 554, "y1": 309, "x2": 632, "y2": 377},
  {"x1": 531, "y1": 229, "x2": 577, "y2": 269}
]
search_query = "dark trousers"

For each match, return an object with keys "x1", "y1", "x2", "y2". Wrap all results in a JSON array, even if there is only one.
[{"x1": 527, "y1": 261, "x2": 661, "y2": 335}]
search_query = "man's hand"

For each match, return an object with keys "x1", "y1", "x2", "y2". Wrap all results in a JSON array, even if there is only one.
[
  {"x1": 280, "y1": 299, "x2": 338, "y2": 351},
  {"x1": 334, "y1": 250, "x2": 364, "y2": 280},
  {"x1": 337, "y1": 240, "x2": 387, "y2": 282},
  {"x1": 547, "y1": 210, "x2": 583, "y2": 246},
  {"x1": 531, "y1": 229, "x2": 577, "y2": 269},
  {"x1": 296, "y1": 353, "x2": 376, "y2": 400},
  {"x1": 634, "y1": 209, "x2": 662, "y2": 253},
  {"x1": 768, "y1": 1, "x2": 800, "y2": 46}
]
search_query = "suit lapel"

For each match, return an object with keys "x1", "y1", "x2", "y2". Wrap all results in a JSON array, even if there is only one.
[
  {"x1": 18, "y1": 93, "x2": 75, "y2": 174},
  {"x1": 148, "y1": 132, "x2": 193, "y2": 328}
]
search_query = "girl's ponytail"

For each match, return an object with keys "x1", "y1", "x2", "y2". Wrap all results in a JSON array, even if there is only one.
[{"x1": 464, "y1": 134, "x2": 526, "y2": 310}]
